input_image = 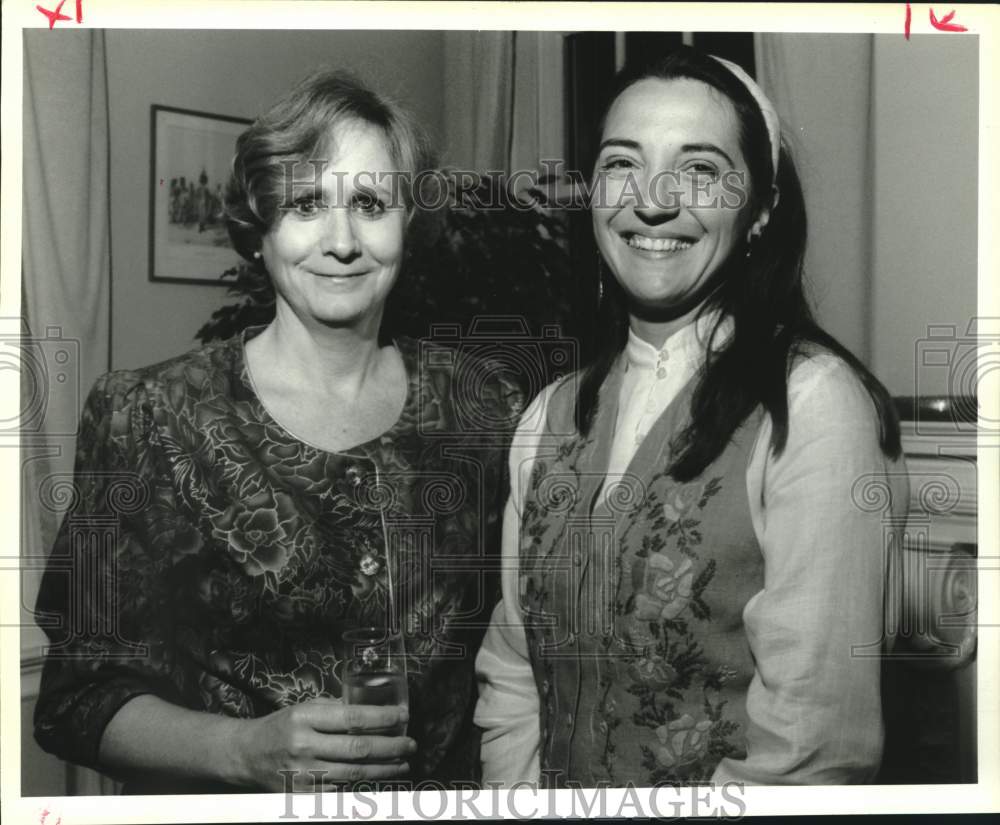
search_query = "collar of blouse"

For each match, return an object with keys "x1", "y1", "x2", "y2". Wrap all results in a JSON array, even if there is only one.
[{"x1": 624, "y1": 309, "x2": 733, "y2": 373}]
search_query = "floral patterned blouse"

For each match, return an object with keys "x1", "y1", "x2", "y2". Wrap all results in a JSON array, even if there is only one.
[{"x1": 33, "y1": 328, "x2": 523, "y2": 792}]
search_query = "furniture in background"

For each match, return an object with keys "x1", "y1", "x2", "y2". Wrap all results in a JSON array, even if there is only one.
[{"x1": 878, "y1": 396, "x2": 978, "y2": 784}]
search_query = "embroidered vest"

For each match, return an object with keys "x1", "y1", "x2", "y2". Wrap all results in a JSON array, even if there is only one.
[{"x1": 520, "y1": 360, "x2": 764, "y2": 786}]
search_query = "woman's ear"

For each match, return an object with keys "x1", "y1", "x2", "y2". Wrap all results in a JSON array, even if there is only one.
[{"x1": 747, "y1": 184, "x2": 780, "y2": 240}]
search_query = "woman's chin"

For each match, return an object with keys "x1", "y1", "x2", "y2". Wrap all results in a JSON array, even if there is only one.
[
  {"x1": 628, "y1": 294, "x2": 704, "y2": 321},
  {"x1": 294, "y1": 302, "x2": 378, "y2": 330}
]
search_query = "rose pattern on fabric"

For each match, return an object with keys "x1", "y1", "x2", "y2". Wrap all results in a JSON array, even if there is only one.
[
  {"x1": 661, "y1": 483, "x2": 703, "y2": 522},
  {"x1": 210, "y1": 488, "x2": 299, "y2": 582},
  {"x1": 633, "y1": 553, "x2": 695, "y2": 621},
  {"x1": 627, "y1": 653, "x2": 678, "y2": 691},
  {"x1": 33, "y1": 330, "x2": 522, "y2": 785},
  {"x1": 654, "y1": 714, "x2": 713, "y2": 768},
  {"x1": 613, "y1": 474, "x2": 744, "y2": 783}
]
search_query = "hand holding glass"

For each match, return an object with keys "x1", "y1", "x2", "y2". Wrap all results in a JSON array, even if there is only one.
[{"x1": 342, "y1": 627, "x2": 409, "y2": 736}]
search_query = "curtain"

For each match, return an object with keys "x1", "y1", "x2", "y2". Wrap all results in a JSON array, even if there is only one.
[
  {"x1": 22, "y1": 29, "x2": 112, "y2": 658},
  {"x1": 442, "y1": 32, "x2": 514, "y2": 170},
  {"x1": 442, "y1": 31, "x2": 565, "y2": 174},
  {"x1": 510, "y1": 32, "x2": 566, "y2": 176},
  {"x1": 755, "y1": 33, "x2": 874, "y2": 364},
  {"x1": 21, "y1": 27, "x2": 114, "y2": 797}
]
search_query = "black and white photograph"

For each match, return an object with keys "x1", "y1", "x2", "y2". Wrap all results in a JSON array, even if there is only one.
[
  {"x1": 149, "y1": 105, "x2": 252, "y2": 285},
  {"x1": 3, "y1": 2, "x2": 997, "y2": 822}
]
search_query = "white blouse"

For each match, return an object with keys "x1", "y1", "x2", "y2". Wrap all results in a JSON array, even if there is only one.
[{"x1": 474, "y1": 316, "x2": 909, "y2": 785}]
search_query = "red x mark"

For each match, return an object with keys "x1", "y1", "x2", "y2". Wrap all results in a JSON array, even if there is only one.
[
  {"x1": 36, "y1": 0, "x2": 70, "y2": 28},
  {"x1": 36, "y1": 0, "x2": 82, "y2": 28}
]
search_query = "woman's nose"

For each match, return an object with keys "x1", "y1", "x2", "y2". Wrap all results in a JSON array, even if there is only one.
[
  {"x1": 635, "y1": 205, "x2": 680, "y2": 226},
  {"x1": 633, "y1": 201, "x2": 681, "y2": 225},
  {"x1": 319, "y1": 207, "x2": 361, "y2": 259},
  {"x1": 629, "y1": 174, "x2": 682, "y2": 225}
]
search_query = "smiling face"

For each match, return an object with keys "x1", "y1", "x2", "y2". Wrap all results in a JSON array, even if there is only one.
[
  {"x1": 260, "y1": 120, "x2": 406, "y2": 334},
  {"x1": 593, "y1": 77, "x2": 767, "y2": 325}
]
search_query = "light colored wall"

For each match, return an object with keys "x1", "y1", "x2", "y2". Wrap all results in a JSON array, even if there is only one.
[
  {"x1": 758, "y1": 35, "x2": 877, "y2": 369},
  {"x1": 106, "y1": 29, "x2": 445, "y2": 371},
  {"x1": 870, "y1": 34, "x2": 978, "y2": 397}
]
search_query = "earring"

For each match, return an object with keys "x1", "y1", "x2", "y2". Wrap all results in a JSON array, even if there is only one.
[
  {"x1": 252, "y1": 250, "x2": 262, "y2": 260},
  {"x1": 596, "y1": 253, "x2": 605, "y2": 305}
]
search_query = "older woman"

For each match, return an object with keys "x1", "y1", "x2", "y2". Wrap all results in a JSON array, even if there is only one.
[
  {"x1": 34, "y1": 69, "x2": 521, "y2": 793},
  {"x1": 476, "y1": 47, "x2": 908, "y2": 786}
]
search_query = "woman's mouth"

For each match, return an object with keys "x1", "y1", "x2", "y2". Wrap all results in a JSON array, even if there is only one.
[
  {"x1": 625, "y1": 234, "x2": 695, "y2": 253},
  {"x1": 313, "y1": 271, "x2": 366, "y2": 280}
]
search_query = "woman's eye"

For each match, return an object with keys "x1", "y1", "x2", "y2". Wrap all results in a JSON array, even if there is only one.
[
  {"x1": 599, "y1": 157, "x2": 637, "y2": 172},
  {"x1": 684, "y1": 162, "x2": 721, "y2": 181},
  {"x1": 292, "y1": 197, "x2": 323, "y2": 217},
  {"x1": 352, "y1": 192, "x2": 386, "y2": 216}
]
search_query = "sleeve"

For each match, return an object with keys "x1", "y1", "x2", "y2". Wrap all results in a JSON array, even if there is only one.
[
  {"x1": 33, "y1": 372, "x2": 184, "y2": 770},
  {"x1": 712, "y1": 355, "x2": 907, "y2": 785},
  {"x1": 473, "y1": 389, "x2": 550, "y2": 784}
]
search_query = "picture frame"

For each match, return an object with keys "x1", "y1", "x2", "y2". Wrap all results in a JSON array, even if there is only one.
[{"x1": 148, "y1": 105, "x2": 252, "y2": 285}]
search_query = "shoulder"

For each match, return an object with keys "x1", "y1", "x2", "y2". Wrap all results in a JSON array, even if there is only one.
[
  {"x1": 788, "y1": 344, "x2": 875, "y2": 416},
  {"x1": 512, "y1": 379, "x2": 558, "y2": 443},
  {"x1": 785, "y1": 345, "x2": 880, "y2": 434},
  {"x1": 506, "y1": 378, "x2": 570, "y2": 499},
  {"x1": 513, "y1": 370, "x2": 583, "y2": 443},
  {"x1": 85, "y1": 336, "x2": 242, "y2": 416}
]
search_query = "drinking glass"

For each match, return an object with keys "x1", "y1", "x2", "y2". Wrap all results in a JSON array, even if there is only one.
[{"x1": 342, "y1": 627, "x2": 408, "y2": 735}]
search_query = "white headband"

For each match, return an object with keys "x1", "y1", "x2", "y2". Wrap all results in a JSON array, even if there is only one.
[{"x1": 709, "y1": 55, "x2": 780, "y2": 183}]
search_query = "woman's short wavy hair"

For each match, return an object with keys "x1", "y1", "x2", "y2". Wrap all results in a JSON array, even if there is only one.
[{"x1": 225, "y1": 68, "x2": 433, "y2": 261}]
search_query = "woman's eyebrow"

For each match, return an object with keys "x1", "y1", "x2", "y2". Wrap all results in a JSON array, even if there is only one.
[
  {"x1": 598, "y1": 138, "x2": 641, "y2": 152},
  {"x1": 680, "y1": 143, "x2": 736, "y2": 167}
]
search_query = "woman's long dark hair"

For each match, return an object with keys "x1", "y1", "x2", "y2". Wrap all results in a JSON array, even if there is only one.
[{"x1": 577, "y1": 47, "x2": 901, "y2": 481}]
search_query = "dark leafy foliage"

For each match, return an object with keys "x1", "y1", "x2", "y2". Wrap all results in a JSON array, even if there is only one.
[{"x1": 195, "y1": 260, "x2": 276, "y2": 343}]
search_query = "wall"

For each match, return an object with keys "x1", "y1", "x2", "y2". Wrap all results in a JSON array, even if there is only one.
[
  {"x1": 757, "y1": 34, "x2": 876, "y2": 368},
  {"x1": 106, "y1": 29, "x2": 445, "y2": 371},
  {"x1": 757, "y1": 33, "x2": 978, "y2": 399},
  {"x1": 870, "y1": 34, "x2": 979, "y2": 397}
]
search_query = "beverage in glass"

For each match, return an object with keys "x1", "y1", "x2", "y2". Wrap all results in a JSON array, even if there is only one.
[{"x1": 342, "y1": 627, "x2": 408, "y2": 735}]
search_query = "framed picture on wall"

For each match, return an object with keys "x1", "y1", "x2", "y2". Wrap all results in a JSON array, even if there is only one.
[{"x1": 148, "y1": 105, "x2": 252, "y2": 285}]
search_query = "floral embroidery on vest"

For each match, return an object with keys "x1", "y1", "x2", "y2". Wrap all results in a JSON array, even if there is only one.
[
  {"x1": 520, "y1": 373, "x2": 763, "y2": 787},
  {"x1": 616, "y1": 474, "x2": 744, "y2": 783}
]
